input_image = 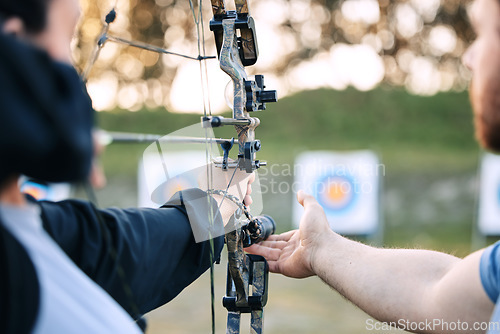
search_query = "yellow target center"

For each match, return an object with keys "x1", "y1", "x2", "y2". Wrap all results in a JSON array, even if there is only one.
[{"x1": 327, "y1": 182, "x2": 346, "y2": 202}]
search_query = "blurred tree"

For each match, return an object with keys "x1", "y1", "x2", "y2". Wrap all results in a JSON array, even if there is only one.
[{"x1": 76, "y1": 0, "x2": 474, "y2": 112}]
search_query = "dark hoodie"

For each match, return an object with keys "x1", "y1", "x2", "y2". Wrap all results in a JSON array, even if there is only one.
[{"x1": 0, "y1": 32, "x2": 94, "y2": 183}]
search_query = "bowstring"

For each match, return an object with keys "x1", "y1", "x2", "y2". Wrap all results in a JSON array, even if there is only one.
[{"x1": 187, "y1": 1, "x2": 217, "y2": 333}]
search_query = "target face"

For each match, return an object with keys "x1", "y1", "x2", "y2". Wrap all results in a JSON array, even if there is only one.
[
  {"x1": 162, "y1": 175, "x2": 197, "y2": 200},
  {"x1": 21, "y1": 181, "x2": 51, "y2": 200},
  {"x1": 293, "y1": 151, "x2": 380, "y2": 235},
  {"x1": 315, "y1": 173, "x2": 358, "y2": 214}
]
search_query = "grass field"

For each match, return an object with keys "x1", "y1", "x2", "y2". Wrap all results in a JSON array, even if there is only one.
[
  {"x1": 97, "y1": 87, "x2": 478, "y2": 173},
  {"x1": 92, "y1": 86, "x2": 490, "y2": 333}
]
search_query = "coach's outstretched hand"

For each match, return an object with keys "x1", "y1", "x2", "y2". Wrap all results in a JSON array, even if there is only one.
[{"x1": 246, "y1": 190, "x2": 334, "y2": 278}]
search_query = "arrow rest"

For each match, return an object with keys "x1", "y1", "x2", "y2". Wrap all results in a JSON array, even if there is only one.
[{"x1": 220, "y1": 138, "x2": 235, "y2": 171}]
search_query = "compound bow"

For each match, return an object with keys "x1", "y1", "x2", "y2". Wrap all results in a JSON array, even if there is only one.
[{"x1": 82, "y1": 1, "x2": 277, "y2": 333}]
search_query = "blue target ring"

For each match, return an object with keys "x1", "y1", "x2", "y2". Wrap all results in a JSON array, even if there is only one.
[
  {"x1": 314, "y1": 171, "x2": 359, "y2": 215},
  {"x1": 20, "y1": 180, "x2": 52, "y2": 201}
]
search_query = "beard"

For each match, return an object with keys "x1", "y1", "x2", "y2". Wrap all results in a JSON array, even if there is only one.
[{"x1": 470, "y1": 79, "x2": 500, "y2": 153}]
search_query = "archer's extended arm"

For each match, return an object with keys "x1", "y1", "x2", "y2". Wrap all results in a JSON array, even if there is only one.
[{"x1": 37, "y1": 188, "x2": 224, "y2": 319}]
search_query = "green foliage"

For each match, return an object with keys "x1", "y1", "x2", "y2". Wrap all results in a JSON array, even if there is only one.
[
  {"x1": 98, "y1": 87, "x2": 479, "y2": 175},
  {"x1": 80, "y1": 0, "x2": 473, "y2": 111}
]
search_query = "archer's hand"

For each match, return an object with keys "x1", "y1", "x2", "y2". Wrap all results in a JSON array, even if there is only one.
[
  {"x1": 246, "y1": 191, "x2": 333, "y2": 278},
  {"x1": 198, "y1": 161, "x2": 255, "y2": 225}
]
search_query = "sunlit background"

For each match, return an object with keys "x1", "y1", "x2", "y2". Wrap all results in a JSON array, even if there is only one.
[{"x1": 77, "y1": 0, "x2": 473, "y2": 113}]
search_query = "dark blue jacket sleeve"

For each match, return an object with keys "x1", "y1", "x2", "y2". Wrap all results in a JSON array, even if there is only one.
[{"x1": 37, "y1": 189, "x2": 224, "y2": 318}]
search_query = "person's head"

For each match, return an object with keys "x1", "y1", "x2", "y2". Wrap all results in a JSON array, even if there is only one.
[
  {"x1": 463, "y1": 0, "x2": 500, "y2": 152},
  {"x1": 0, "y1": 0, "x2": 81, "y2": 63},
  {"x1": 0, "y1": 0, "x2": 94, "y2": 185}
]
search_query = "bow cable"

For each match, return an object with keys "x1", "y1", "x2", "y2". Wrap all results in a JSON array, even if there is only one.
[{"x1": 188, "y1": 1, "x2": 217, "y2": 333}]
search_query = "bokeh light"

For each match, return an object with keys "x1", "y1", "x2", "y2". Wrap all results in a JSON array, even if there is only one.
[{"x1": 76, "y1": 0, "x2": 474, "y2": 113}]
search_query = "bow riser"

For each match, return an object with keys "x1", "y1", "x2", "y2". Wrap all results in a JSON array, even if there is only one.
[{"x1": 82, "y1": 2, "x2": 276, "y2": 333}]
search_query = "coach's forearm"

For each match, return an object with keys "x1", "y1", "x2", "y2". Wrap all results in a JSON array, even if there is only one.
[{"x1": 311, "y1": 231, "x2": 461, "y2": 327}]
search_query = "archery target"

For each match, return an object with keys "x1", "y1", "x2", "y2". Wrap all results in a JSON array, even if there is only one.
[
  {"x1": 293, "y1": 151, "x2": 381, "y2": 235},
  {"x1": 138, "y1": 151, "x2": 264, "y2": 216},
  {"x1": 138, "y1": 151, "x2": 205, "y2": 207},
  {"x1": 19, "y1": 177, "x2": 73, "y2": 202},
  {"x1": 137, "y1": 122, "x2": 264, "y2": 223},
  {"x1": 478, "y1": 153, "x2": 500, "y2": 235},
  {"x1": 138, "y1": 123, "x2": 218, "y2": 207},
  {"x1": 159, "y1": 174, "x2": 199, "y2": 203}
]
